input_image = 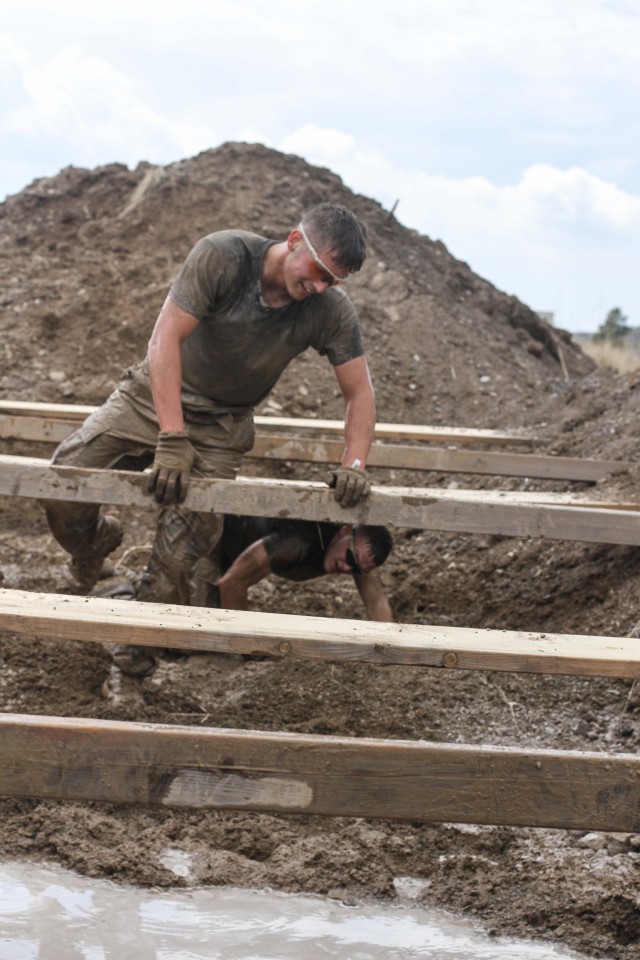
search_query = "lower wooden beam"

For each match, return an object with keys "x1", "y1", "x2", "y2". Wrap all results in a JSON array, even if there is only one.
[
  {"x1": 0, "y1": 714, "x2": 638, "y2": 831},
  {"x1": 1, "y1": 588, "x2": 639, "y2": 679},
  {"x1": 0, "y1": 454, "x2": 639, "y2": 545}
]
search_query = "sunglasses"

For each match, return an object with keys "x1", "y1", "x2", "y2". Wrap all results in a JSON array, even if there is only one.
[
  {"x1": 298, "y1": 223, "x2": 349, "y2": 286},
  {"x1": 345, "y1": 528, "x2": 364, "y2": 575}
]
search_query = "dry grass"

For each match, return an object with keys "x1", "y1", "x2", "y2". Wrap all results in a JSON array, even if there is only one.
[{"x1": 578, "y1": 338, "x2": 640, "y2": 374}]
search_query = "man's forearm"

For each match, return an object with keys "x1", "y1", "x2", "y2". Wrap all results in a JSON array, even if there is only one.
[
  {"x1": 147, "y1": 296, "x2": 200, "y2": 432},
  {"x1": 219, "y1": 579, "x2": 249, "y2": 610},
  {"x1": 334, "y1": 356, "x2": 376, "y2": 469},
  {"x1": 356, "y1": 570, "x2": 392, "y2": 622},
  {"x1": 342, "y1": 392, "x2": 375, "y2": 468},
  {"x1": 365, "y1": 596, "x2": 393, "y2": 622},
  {"x1": 148, "y1": 344, "x2": 185, "y2": 432}
]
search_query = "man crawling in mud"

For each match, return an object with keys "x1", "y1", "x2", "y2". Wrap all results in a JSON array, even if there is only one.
[{"x1": 100, "y1": 515, "x2": 393, "y2": 688}]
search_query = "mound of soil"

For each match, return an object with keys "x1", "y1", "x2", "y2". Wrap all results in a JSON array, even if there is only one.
[{"x1": 1, "y1": 143, "x2": 639, "y2": 959}]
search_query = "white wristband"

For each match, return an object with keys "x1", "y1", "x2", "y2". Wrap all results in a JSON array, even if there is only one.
[{"x1": 349, "y1": 459, "x2": 362, "y2": 470}]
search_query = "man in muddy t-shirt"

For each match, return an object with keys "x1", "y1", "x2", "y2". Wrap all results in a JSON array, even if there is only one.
[
  {"x1": 216, "y1": 517, "x2": 393, "y2": 621},
  {"x1": 43, "y1": 202, "x2": 375, "y2": 617},
  {"x1": 126, "y1": 513, "x2": 392, "y2": 617}
]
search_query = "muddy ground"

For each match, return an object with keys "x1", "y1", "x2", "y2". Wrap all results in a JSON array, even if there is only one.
[{"x1": 1, "y1": 143, "x2": 640, "y2": 958}]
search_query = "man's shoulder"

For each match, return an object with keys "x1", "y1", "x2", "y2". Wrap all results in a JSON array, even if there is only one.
[
  {"x1": 199, "y1": 229, "x2": 268, "y2": 253},
  {"x1": 262, "y1": 517, "x2": 316, "y2": 541},
  {"x1": 263, "y1": 519, "x2": 333, "y2": 581},
  {"x1": 183, "y1": 230, "x2": 270, "y2": 271}
]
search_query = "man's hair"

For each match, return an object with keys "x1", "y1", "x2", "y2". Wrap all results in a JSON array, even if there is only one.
[
  {"x1": 355, "y1": 524, "x2": 393, "y2": 567},
  {"x1": 301, "y1": 203, "x2": 367, "y2": 274}
]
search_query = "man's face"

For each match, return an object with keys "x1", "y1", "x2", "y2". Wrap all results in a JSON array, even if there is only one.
[
  {"x1": 323, "y1": 525, "x2": 378, "y2": 576},
  {"x1": 283, "y1": 228, "x2": 347, "y2": 301}
]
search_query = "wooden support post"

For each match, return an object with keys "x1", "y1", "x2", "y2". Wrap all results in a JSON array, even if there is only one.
[
  {"x1": 1, "y1": 588, "x2": 639, "y2": 680},
  {"x1": 1, "y1": 713, "x2": 639, "y2": 831}
]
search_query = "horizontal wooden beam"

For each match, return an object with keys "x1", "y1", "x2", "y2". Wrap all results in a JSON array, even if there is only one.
[
  {"x1": 0, "y1": 415, "x2": 628, "y2": 483},
  {"x1": 0, "y1": 400, "x2": 98, "y2": 419},
  {"x1": 1, "y1": 713, "x2": 638, "y2": 831},
  {"x1": 0, "y1": 401, "x2": 537, "y2": 446},
  {"x1": 251, "y1": 433, "x2": 630, "y2": 482},
  {"x1": 0, "y1": 415, "x2": 75, "y2": 444},
  {"x1": 0, "y1": 454, "x2": 639, "y2": 544},
  {"x1": 1, "y1": 588, "x2": 639, "y2": 680}
]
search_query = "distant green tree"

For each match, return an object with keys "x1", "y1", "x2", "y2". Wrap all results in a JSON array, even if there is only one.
[{"x1": 593, "y1": 307, "x2": 631, "y2": 344}]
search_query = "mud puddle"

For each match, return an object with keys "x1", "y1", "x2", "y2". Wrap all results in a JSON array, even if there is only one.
[{"x1": 0, "y1": 859, "x2": 588, "y2": 959}]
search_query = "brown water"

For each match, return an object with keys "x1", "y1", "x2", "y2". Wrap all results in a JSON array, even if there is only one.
[{"x1": 0, "y1": 861, "x2": 586, "y2": 960}]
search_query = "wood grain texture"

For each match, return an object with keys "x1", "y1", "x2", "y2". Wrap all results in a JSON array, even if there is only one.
[
  {"x1": 1, "y1": 713, "x2": 638, "y2": 830},
  {"x1": 0, "y1": 401, "x2": 536, "y2": 445},
  {"x1": 1, "y1": 588, "x2": 639, "y2": 679},
  {"x1": 0, "y1": 415, "x2": 627, "y2": 481},
  {"x1": 0, "y1": 454, "x2": 638, "y2": 543}
]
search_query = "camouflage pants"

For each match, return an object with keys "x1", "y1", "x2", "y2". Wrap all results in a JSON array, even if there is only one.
[{"x1": 44, "y1": 363, "x2": 254, "y2": 608}]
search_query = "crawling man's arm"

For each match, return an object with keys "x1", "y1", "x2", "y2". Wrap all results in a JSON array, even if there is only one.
[
  {"x1": 218, "y1": 540, "x2": 272, "y2": 610},
  {"x1": 353, "y1": 569, "x2": 393, "y2": 622}
]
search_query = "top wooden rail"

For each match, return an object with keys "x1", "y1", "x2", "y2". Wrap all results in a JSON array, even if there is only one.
[
  {"x1": 0, "y1": 400, "x2": 538, "y2": 447},
  {"x1": 0, "y1": 454, "x2": 639, "y2": 545}
]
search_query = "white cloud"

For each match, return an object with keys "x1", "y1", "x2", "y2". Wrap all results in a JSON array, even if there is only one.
[
  {"x1": 5, "y1": 45, "x2": 215, "y2": 168},
  {"x1": 279, "y1": 124, "x2": 640, "y2": 235},
  {"x1": 277, "y1": 124, "x2": 640, "y2": 331},
  {"x1": 279, "y1": 127, "x2": 392, "y2": 190},
  {"x1": 0, "y1": 2, "x2": 638, "y2": 331}
]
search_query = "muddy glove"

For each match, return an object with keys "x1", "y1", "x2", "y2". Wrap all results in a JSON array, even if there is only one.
[
  {"x1": 147, "y1": 431, "x2": 197, "y2": 505},
  {"x1": 326, "y1": 465, "x2": 371, "y2": 508}
]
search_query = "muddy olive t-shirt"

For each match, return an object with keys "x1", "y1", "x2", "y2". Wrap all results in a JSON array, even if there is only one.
[
  {"x1": 169, "y1": 230, "x2": 364, "y2": 414},
  {"x1": 221, "y1": 516, "x2": 341, "y2": 581}
]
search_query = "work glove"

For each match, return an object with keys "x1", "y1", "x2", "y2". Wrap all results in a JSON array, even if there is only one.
[
  {"x1": 326, "y1": 466, "x2": 371, "y2": 508},
  {"x1": 147, "y1": 431, "x2": 198, "y2": 505}
]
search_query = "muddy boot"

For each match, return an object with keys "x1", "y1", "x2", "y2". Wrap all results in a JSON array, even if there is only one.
[
  {"x1": 91, "y1": 576, "x2": 137, "y2": 601},
  {"x1": 111, "y1": 643, "x2": 159, "y2": 678},
  {"x1": 101, "y1": 665, "x2": 145, "y2": 708},
  {"x1": 69, "y1": 516, "x2": 124, "y2": 592}
]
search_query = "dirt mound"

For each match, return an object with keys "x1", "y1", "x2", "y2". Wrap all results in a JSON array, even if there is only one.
[
  {"x1": 1, "y1": 143, "x2": 639, "y2": 960},
  {"x1": 0, "y1": 141, "x2": 594, "y2": 424}
]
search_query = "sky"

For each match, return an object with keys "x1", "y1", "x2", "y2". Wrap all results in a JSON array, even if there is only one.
[{"x1": 1, "y1": 0, "x2": 638, "y2": 334}]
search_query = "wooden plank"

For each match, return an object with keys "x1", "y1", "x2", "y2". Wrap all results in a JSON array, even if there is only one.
[
  {"x1": 0, "y1": 415, "x2": 75, "y2": 444},
  {"x1": 0, "y1": 401, "x2": 536, "y2": 446},
  {"x1": 0, "y1": 454, "x2": 639, "y2": 545},
  {"x1": 1, "y1": 713, "x2": 639, "y2": 831},
  {"x1": 250, "y1": 434, "x2": 631, "y2": 482},
  {"x1": 383, "y1": 487, "x2": 640, "y2": 511},
  {"x1": 0, "y1": 400, "x2": 97, "y2": 419},
  {"x1": 0, "y1": 415, "x2": 629, "y2": 483},
  {"x1": 1, "y1": 588, "x2": 640, "y2": 680}
]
